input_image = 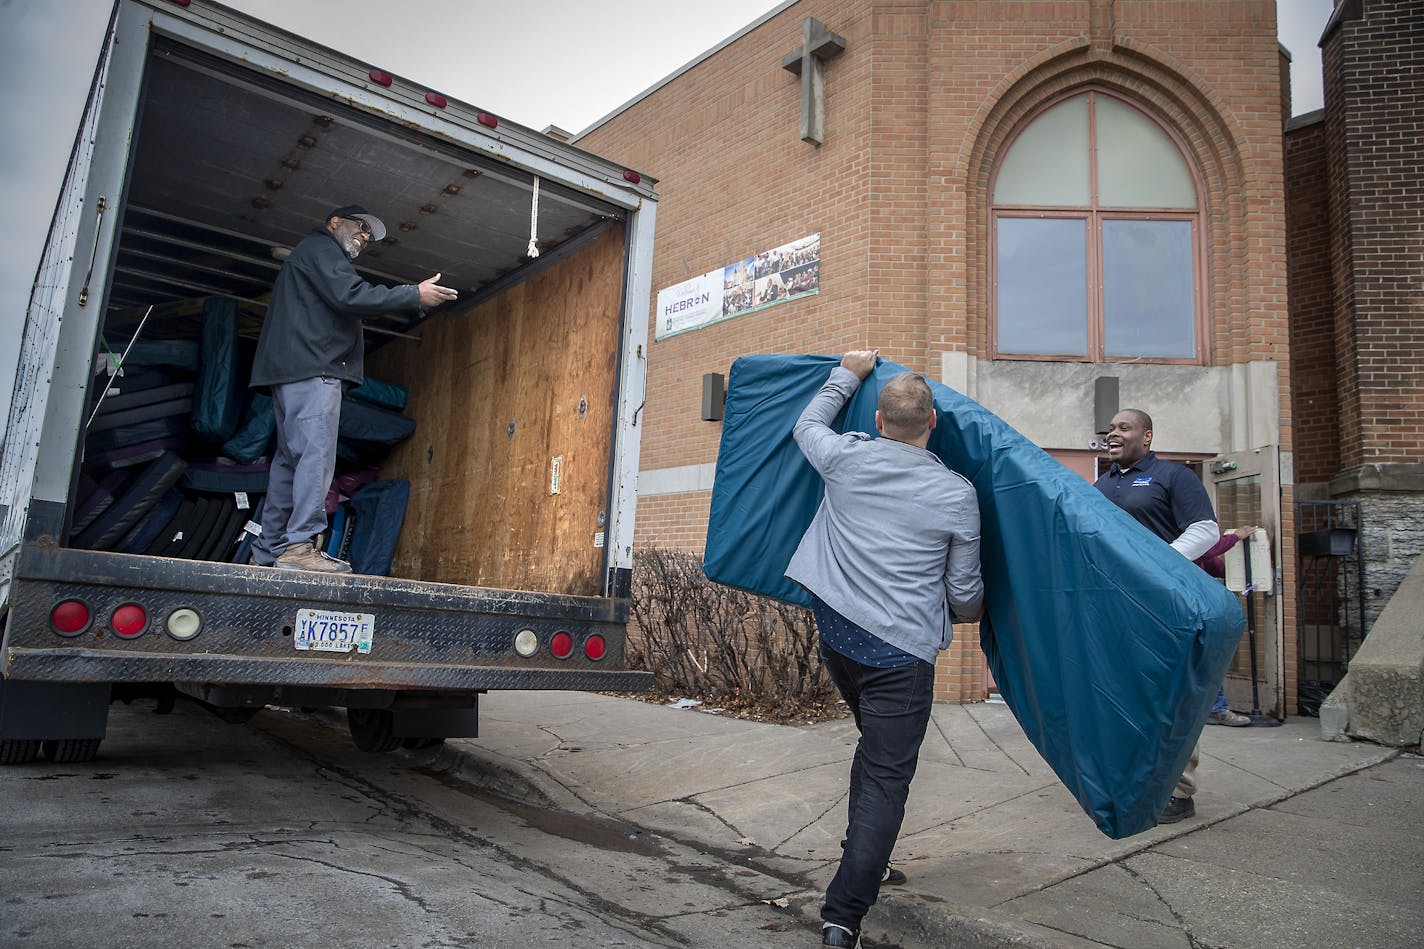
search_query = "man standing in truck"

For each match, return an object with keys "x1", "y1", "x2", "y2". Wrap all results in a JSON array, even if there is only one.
[
  {"x1": 249, "y1": 205, "x2": 457, "y2": 573},
  {"x1": 785, "y1": 349, "x2": 984, "y2": 948}
]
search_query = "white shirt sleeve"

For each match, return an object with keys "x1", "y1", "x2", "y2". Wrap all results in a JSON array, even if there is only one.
[{"x1": 1170, "y1": 519, "x2": 1219, "y2": 561}]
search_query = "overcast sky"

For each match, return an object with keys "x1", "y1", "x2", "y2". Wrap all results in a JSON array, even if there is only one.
[{"x1": 0, "y1": 0, "x2": 1333, "y2": 430}]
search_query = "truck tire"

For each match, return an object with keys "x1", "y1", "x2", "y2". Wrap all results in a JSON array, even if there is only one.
[
  {"x1": 41, "y1": 738, "x2": 103, "y2": 764},
  {"x1": 347, "y1": 708, "x2": 399, "y2": 753},
  {"x1": 1, "y1": 739, "x2": 42, "y2": 765}
]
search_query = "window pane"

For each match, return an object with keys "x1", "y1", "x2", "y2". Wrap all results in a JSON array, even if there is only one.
[
  {"x1": 1102, "y1": 219, "x2": 1195, "y2": 358},
  {"x1": 994, "y1": 96, "x2": 1090, "y2": 206},
  {"x1": 997, "y1": 217, "x2": 1088, "y2": 355},
  {"x1": 1095, "y1": 96, "x2": 1197, "y2": 208}
]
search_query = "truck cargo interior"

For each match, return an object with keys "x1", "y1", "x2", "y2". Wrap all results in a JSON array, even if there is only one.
[{"x1": 79, "y1": 40, "x2": 629, "y2": 598}]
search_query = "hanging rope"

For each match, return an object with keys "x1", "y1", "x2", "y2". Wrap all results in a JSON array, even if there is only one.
[{"x1": 527, "y1": 176, "x2": 541, "y2": 258}]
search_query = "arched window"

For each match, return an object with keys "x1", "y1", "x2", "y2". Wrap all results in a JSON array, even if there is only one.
[{"x1": 992, "y1": 91, "x2": 1203, "y2": 362}]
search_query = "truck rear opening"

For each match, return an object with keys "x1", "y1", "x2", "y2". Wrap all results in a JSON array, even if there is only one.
[{"x1": 1, "y1": 1, "x2": 654, "y2": 762}]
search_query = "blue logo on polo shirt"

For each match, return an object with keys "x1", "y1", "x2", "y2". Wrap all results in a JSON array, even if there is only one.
[{"x1": 1132, "y1": 477, "x2": 1153, "y2": 486}]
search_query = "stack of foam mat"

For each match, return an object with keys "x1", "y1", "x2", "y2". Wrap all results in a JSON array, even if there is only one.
[
  {"x1": 325, "y1": 479, "x2": 411, "y2": 576},
  {"x1": 701, "y1": 354, "x2": 1244, "y2": 840},
  {"x1": 72, "y1": 298, "x2": 417, "y2": 569}
]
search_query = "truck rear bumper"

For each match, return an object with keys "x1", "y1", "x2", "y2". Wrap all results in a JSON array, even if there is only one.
[
  {"x1": 4, "y1": 543, "x2": 649, "y2": 693},
  {"x1": 4, "y1": 647, "x2": 652, "y2": 691}
]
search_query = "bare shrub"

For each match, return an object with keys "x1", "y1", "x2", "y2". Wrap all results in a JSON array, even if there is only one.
[{"x1": 628, "y1": 547, "x2": 838, "y2": 715}]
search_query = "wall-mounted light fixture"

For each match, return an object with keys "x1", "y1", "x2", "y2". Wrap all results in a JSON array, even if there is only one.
[{"x1": 701, "y1": 373, "x2": 725, "y2": 422}]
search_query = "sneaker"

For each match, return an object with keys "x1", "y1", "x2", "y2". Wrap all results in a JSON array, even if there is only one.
[
  {"x1": 822, "y1": 923, "x2": 861, "y2": 948},
  {"x1": 1207, "y1": 707, "x2": 1251, "y2": 727},
  {"x1": 1159, "y1": 795, "x2": 1196, "y2": 824},
  {"x1": 275, "y1": 541, "x2": 352, "y2": 574},
  {"x1": 880, "y1": 863, "x2": 907, "y2": 886}
]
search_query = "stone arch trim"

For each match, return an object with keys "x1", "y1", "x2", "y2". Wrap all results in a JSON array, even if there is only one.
[{"x1": 952, "y1": 39, "x2": 1252, "y2": 364}]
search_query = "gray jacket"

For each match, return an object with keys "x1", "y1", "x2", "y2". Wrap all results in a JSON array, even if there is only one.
[
  {"x1": 251, "y1": 229, "x2": 422, "y2": 388},
  {"x1": 785, "y1": 367, "x2": 984, "y2": 663}
]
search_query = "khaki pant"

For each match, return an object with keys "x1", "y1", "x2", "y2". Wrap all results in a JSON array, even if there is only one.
[{"x1": 1175, "y1": 741, "x2": 1200, "y2": 798}]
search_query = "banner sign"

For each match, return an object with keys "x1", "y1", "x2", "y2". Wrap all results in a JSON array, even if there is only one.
[{"x1": 655, "y1": 234, "x2": 820, "y2": 340}]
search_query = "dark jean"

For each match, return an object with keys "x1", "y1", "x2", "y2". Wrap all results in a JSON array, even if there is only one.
[{"x1": 818, "y1": 637, "x2": 936, "y2": 931}]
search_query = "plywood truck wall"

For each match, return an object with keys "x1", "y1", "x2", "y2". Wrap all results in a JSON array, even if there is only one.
[{"x1": 368, "y1": 221, "x2": 627, "y2": 597}]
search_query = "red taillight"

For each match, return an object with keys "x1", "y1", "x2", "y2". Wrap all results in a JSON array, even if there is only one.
[
  {"x1": 425, "y1": 92, "x2": 448, "y2": 109},
  {"x1": 167, "y1": 0, "x2": 191, "y2": 7},
  {"x1": 368, "y1": 68, "x2": 393, "y2": 87},
  {"x1": 549, "y1": 631, "x2": 574, "y2": 659},
  {"x1": 622, "y1": 169, "x2": 641, "y2": 185},
  {"x1": 112, "y1": 604, "x2": 147, "y2": 639},
  {"x1": 51, "y1": 600, "x2": 90, "y2": 635},
  {"x1": 477, "y1": 112, "x2": 499, "y2": 129},
  {"x1": 584, "y1": 635, "x2": 606, "y2": 661}
]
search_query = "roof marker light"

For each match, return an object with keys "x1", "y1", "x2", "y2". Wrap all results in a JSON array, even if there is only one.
[
  {"x1": 426, "y1": 92, "x2": 448, "y2": 109},
  {"x1": 623, "y1": 170, "x2": 641, "y2": 185},
  {"x1": 477, "y1": 112, "x2": 499, "y2": 129},
  {"x1": 369, "y1": 68, "x2": 393, "y2": 87}
]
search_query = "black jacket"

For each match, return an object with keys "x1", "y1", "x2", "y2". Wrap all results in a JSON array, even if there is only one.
[{"x1": 250, "y1": 229, "x2": 422, "y2": 388}]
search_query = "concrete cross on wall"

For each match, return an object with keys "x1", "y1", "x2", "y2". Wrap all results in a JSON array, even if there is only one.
[{"x1": 780, "y1": 17, "x2": 846, "y2": 146}]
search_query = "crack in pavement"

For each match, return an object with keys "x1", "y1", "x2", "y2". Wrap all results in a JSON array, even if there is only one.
[
  {"x1": 965, "y1": 705, "x2": 1034, "y2": 776},
  {"x1": 772, "y1": 788, "x2": 844, "y2": 852},
  {"x1": 1118, "y1": 859, "x2": 1211, "y2": 949},
  {"x1": 928, "y1": 712, "x2": 968, "y2": 768}
]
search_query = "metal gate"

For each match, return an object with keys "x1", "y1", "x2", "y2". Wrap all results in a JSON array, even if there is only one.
[{"x1": 1295, "y1": 499, "x2": 1367, "y2": 716}]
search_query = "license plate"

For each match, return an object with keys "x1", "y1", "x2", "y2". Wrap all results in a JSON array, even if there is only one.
[{"x1": 294, "y1": 609, "x2": 375, "y2": 654}]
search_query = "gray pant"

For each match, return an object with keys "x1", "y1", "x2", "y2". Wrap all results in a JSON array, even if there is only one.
[{"x1": 252, "y1": 377, "x2": 342, "y2": 565}]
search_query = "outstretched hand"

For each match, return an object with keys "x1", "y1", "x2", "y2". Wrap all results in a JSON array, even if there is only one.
[
  {"x1": 418, "y1": 273, "x2": 459, "y2": 309},
  {"x1": 841, "y1": 348, "x2": 879, "y2": 380}
]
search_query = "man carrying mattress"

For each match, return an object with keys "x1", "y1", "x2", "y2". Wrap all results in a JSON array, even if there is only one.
[
  {"x1": 249, "y1": 205, "x2": 456, "y2": 573},
  {"x1": 785, "y1": 349, "x2": 984, "y2": 949}
]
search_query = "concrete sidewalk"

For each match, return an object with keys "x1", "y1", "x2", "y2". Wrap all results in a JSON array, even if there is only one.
[{"x1": 416, "y1": 692, "x2": 1421, "y2": 948}]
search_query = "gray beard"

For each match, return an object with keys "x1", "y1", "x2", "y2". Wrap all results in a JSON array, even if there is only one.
[{"x1": 341, "y1": 236, "x2": 363, "y2": 260}]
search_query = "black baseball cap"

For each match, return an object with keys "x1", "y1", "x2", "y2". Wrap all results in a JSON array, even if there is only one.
[{"x1": 327, "y1": 205, "x2": 387, "y2": 241}]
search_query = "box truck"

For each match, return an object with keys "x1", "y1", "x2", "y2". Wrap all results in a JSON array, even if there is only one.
[{"x1": 0, "y1": 0, "x2": 655, "y2": 763}]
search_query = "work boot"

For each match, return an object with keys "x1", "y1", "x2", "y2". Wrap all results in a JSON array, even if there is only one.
[
  {"x1": 1159, "y1": 795, "x2": 1196, "y2": 824},
  {"x1": 880, "y1": 863, "x2": 907, "y2": 886},
  {"x1": 822, "y1": 923, "x2": 861, "y2": 947},
  {"x1": 1207, "y1": 707, "x2": 1251, "y2": 727},
  {"x1": 275, "y1": 540, "x2": 352, "y2": 574}
]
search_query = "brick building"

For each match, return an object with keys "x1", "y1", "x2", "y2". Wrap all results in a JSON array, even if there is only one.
[
  {"x1": 1286, "y1": 1, "x2": 1422, "y2": 669},
  {"x1": 578, "y1": 0, "x2": 1296, "y2": 709}
]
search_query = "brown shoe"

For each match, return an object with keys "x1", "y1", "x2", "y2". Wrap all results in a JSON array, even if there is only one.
[{"x1": 275, "y1": 541, "x2": 352, "y2": 574}]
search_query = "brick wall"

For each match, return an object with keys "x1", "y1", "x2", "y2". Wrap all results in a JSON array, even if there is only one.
[
  {"x1": 582, "y1": 0, "x2": 1290, "y2": 705},
  {"x1": 1323, "y1": 0, "x2": 1424, "y2": 470},
  {"x1": 1285, "y1": 116, "x2": 1339, "y2": 488}
]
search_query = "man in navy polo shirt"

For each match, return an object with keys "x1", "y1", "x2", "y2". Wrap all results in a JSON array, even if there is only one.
[{"x1": 1095, "y1": 408, "x2": 1220, "y2": 824}]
